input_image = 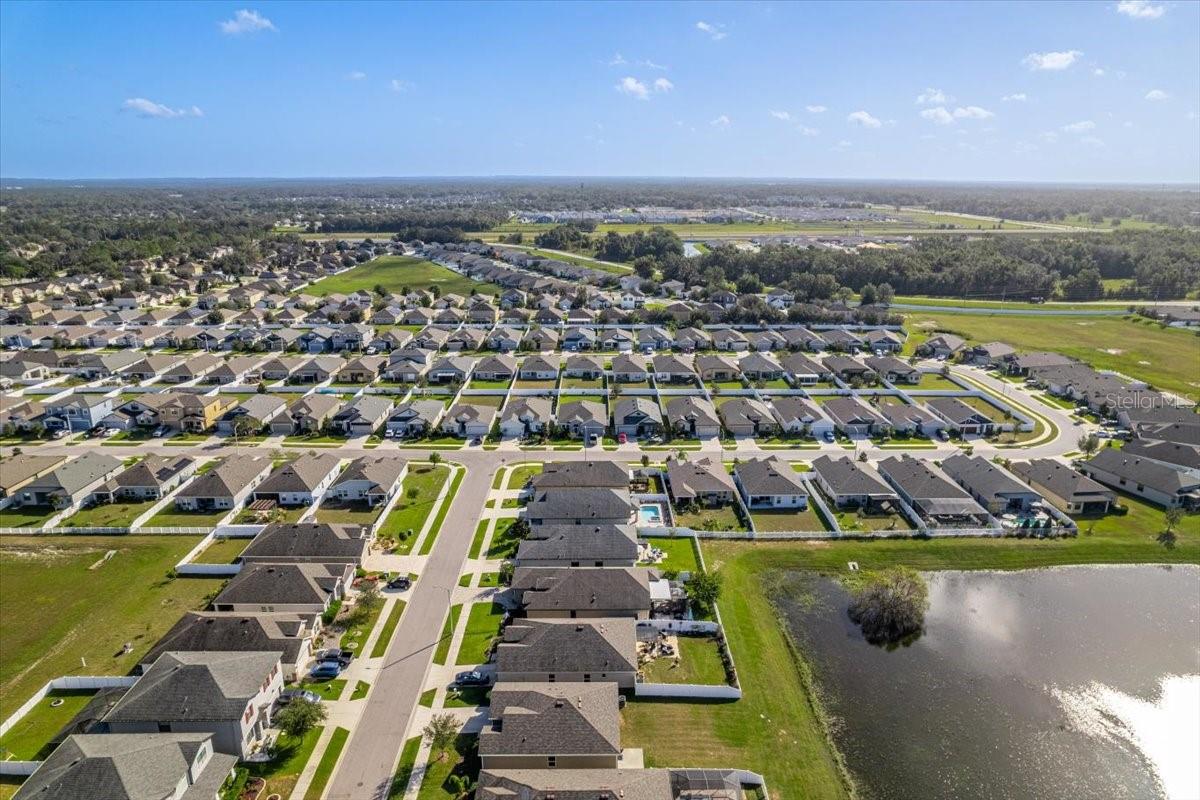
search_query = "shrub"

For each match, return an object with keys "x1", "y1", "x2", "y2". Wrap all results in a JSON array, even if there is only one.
[{"x1": 846, "y1": 566, "x2": 929, "y2": 646}]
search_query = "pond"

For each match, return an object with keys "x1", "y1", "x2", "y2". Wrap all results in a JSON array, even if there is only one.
[{"x1": 773, "y1": 565, "x2": 1200, "y2": 800}]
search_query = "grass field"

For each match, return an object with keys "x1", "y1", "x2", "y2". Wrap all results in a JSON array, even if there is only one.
[
  {"x1": 0, "y1": 505, "x2": 56, "y2": 528},
  {"x1": 378, "y1": 464, "x2": 451, "y2": 548},
  {"x1": 303, "y1": 727, "x2": 349, "y2": 800},
  {"x1": 389, "y1": 736, "x2": 422, "y2": 799},
  {"x1": 484, "y1": 518, "x2": 520, "y2": 559},
  {"x1": 0, "y1": 536, "x2": 220, "y2": 718},
  {"x1": 455, "y1": 602, "x2": 505, "y2": 666},
  {"x1": 0, "y1": 689, "x2": 95, "y2": 760},
  {"x1": 234, "y1": 726, "x2": 324, "y2": 800},
  {"x1": 641, "y1": 635, "x2": 728, "y2": 685},
  {"x1": 416, "y1": 734, "x2": 480, "y2": 800},
  {"x1": 60, "y1": 498, "x2": 157, "y2": 528},
  {"x1": 370, "y1": 599, "x2": 406, "y2": 658},
  {"x1": 193, "y1": 536, "x2": 249, "y2": 564},
  {"x1": 417, "y1": 467, "x2": 465, "y2": 556},
  {"x1": 432, "y1": 604, "x2": 462, "y2": 665},
  {"x1": 905, "y1": 312, "x2": 1200, "y2": 397},
  {"x1": 144, "y1": 506, "x2": 229, "y2": 528},
  {"x1": 308, "y1": 255, "x2": 497, "y2": 296},
  {"x1": 640, "y1": 535, "x2": 701, "y2": 574}
]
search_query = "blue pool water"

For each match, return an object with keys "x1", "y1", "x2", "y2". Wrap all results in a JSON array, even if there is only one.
[{"x1": 638, "y1": 504, "x2": 662, "y2": 524}]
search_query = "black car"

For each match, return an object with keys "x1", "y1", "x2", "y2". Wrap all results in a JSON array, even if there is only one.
[
  {"x1": 386, "y1": 575, "x2": 412, "y2": 590},
  {"x1": 454, "y1": 669, "x2": 490, "y2": 687},
  {"x1": 317, "y1": 648, "x2": 354, "y2": 667}
]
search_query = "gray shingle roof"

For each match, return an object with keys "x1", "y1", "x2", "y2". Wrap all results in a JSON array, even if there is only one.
[
  {"x1": 495, "y1": 618, "x2": 637, "y2": 676},
  {"x1": 516, "y1": 524, "x2": 638, "y2": 564},
  {"x1": 481, "y1": 682, "x2": 620, "y2": 757},
  {"x1": 526, "y1": 487, "x2": 633, "y2": 524},
  {"x1": 177, "y1": 455, "x2": 270, "y2": 499},
  {"x1": 531, "y1": 462, "x2": 629, "y2": 489},
  {"x1": 735, "y1": 457, "x2": 809, "y2": 497},
  {"x1": 1009, "y1": 459, "x2": 1114, "y2": 503},
  {"x1": 508, "y1": 568, "x2": 651, "y2": 614},
  {"x1": 812, "y1": 455, "x2": 896, "y2": 498},
  {"x1": 255, "y1": 454, "x2": 341, "y2": 494},
  {"x1": 476, "y1": 767, "x2": 743, "y2": 800},
  {"x1": 140, "y1": 612, "x2": 315, "y2": 670},
  {"x1": 213, "y1": 562, "x2": 349, "y2": 606},
  {"x1": 105, "y1": 651, "x2": 280, "y2": 723},
  {"x1": 239, "y1": 522, "x2": 367, "y2": 564}
]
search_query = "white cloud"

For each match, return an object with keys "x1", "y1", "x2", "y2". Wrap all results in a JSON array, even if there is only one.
[
  {"x1": 1116, "y1": 0, "x2": 1165, "y2": 19},
  {"x1": 1002, "y1": 93, "x2": 1027, "y2": 102},
  {"x1": 1080, "y1": 135, "x2": 1105, "y2": 147},
  {"x1": 608, "y1": 52, "x2": 627, "y2": 66},
  {"x1": 346, "y1": 71, "x2": 367, "y2": 80},
  {"x1": 847, "y1": 110, "x2": 881, "y2": 128},
  {"x1": 1039, "y1": 131, "x2": 1059, "y2": 143},
  {"x1": 832, "y1": 139, "x2": 852, "y2": 151},
  {"x1": 615, "y1": 77, "x2": 649, "y2": 100},
  {"x1": 640, "y1": 59, "x2": 668, "y2": 70},
  {"x1": 797, "y1": 125, "x2": 819, "y2": 136},
  {"x1": 919, "y1": 107, "x2": 955, "y2": 125},
  {"x1": 121, "y1": 97, "x2": 203, "y2": 119},
  {"x1": 653, "y1": 77, "x2": 674, "y2": 93},
  {"x1": 916, "y1": 87, "x2": 951, "y2": 105},
  {"x1": 1145, "y1": 89, "x2": 1169, "y2": 101},
  {"x1": 219, "y1": 9, "x2": 276, "y2": 35},
  {"x1": 1093, "y1": 67, "x2": 1107, "y2": 77},
  {"x1": 710, "y1": 114, "x2": 731, "y2": 128},
  {"x1": 696, "y1": 21, "x2": 727, "y2": 40},
  {"x1": 805, "y1": 105, "x2": 827, "y2": 114},
  {"x1": 954, "y1": 105, "x2": 994, "y2": 120},
  {"x1": 769, "y1": 110, "x2": 792, "y2": 121},
  {"x1": 1061, "y1": 119, "x2": 1096, "y2": 133},
  {"x1": 1023, "y1": 49, "x2": 1082, "y2": 70},
  {"x1": 390, "y1": 79, "x2": 414, "y2": 93}
]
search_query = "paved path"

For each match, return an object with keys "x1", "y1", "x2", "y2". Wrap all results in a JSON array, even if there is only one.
[{"x1": 325, "y1": 461, "x2": 492, "y2": 800}]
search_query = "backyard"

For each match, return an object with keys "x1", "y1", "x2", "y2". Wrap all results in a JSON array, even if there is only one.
[
  {"x1": 673, "y1": 503, "x2": 746, "y2": 532},
  {"x1": 641, "y1": 635, "x2": 728, "y2": 685},
  {"x1": 193, "y1": 536, "x2": 249, "y2": 563},
  {"x1": 60, "y1": 498, "x2": 157, "y2": 528},
  {"x1": 639, "y1": 535, "x2": 702, "y2": 574},
  {"x1": 750, "y1": 505, "x2": 832, "y2": 533},
  {"x1": 0, "y1": 689, "x2": 96, "y2": 760},
  {"x1": 145, "y1": 506, "x2": 230, "y2": 528},
  {"x1": 314, "y1": 499, "x2": 385, "y2": 525},
  {"x1": 0, "y1": 536, "x2": 222, "y2": 718}
]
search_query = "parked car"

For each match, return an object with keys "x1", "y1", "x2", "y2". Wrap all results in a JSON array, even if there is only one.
[
  {"x1": 51, "y1": 429, "x2": 68, "y2": 439},
  {"x1": 823, "y1": 431, "x2": 835, "y2": 443},
  {"x1": 278, "y1": 688, "x2": 321, "y2": 706},
  {"x1": 454, "y1": 669, "x2": 490, "y2": 687},
  {"x1": 310, "y1": 661, "x2": 342, "y2": 679},
  {"x1": 152, "y1": 425, "x2": 169, "y2": 437},
  {"x1": 386, "y1": 575, "x2": 412, "y2": 590},
  {"x1": 471, "y1": 437, "x2": 482, "y2": 446},
  {"x1": 317, "y1": 648, "x2": 355, "y2": 667}
]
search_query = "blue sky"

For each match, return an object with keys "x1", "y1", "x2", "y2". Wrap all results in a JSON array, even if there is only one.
[{"x1": 2, "y1": 0, "x2": 1198, "y2": 182}]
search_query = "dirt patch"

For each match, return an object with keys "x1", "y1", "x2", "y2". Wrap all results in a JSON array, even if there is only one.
[{"x1": 0, "y1": 545, "x2": 102, "y2": 562}]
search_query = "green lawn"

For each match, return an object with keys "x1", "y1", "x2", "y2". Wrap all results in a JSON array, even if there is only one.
[
  {"x1": 468, "y1": 378, "x2": 511, "y2": 390},
  {"x1": 905, "y1": 312, "x2": 1200, "y2": 397},
  {"x1": 504, "y1": 464, "x2": 543, "y2": 490},
  {"x1": 370, "y1": 600, "x2": 406, "y2": 658},
  {"x1": 389, "y1": 736, "x2": 423, "y2": 799},
  {"x1": 309, "y1": 255, "x2": 498, "y2": 296},
  {"x1": 418, "y1": 468, "x2": 465, "y2": 556},
  {"x1": 233, "y1": 726, "x2": 324, "y2": 800},
  {"x1": 302, "y1": 677, "x2": 347, "y2": 701},
  {"x1": 193, "y1": 536, "x2": 249, "y2": 564},
  {"x1": 914, "y1": 373, "x2": 962, "y2": 390},
  {"x1": 468, "y1": 520, "x2": 489, "y2": 559},
  {"x1": 314, "y1": 499, "x2": 384, "y2": 525},
  {"x1": 673, "y1": 504, "x2": 747, "y2": 532},
  {"x1": 303, "y1": 727, "x2": 349, "y2": 800},
  {"x1": 0, "y1": 689, "x2": 96, "y2": 760},
  {"x1": 443, "y1": 685, "x2": 490, "y2": 708},
  {"x1": 0, "y1": 505, "x2": 56, "y2": 528},
  {"x1": 350, "y1": 680, "x2": 371, "y2": 701},
  {"x1": 484, "y1": 518, "x2": 521, "y2": 559},
  {"x1": 454, "y1": 602, "x2": 505, "y2": 666},
  {"x1": 560, "y1": 376, "x2": 604, "y2": 389},
  {"x1": 478, "y1": 572, "x2": 500, "y2": 587},
  {"x1": 833, "y1": 509, "x2": 914, "y2": 532},
  {"x1": 641, "y1": 635, "x2": 728, "y2": 685},
  {"x1": 144, "y1": 506, "x2": 229, "y2": 529},
  {"x1": 418, "y1": 689, "x2": 436, "y2": 708},
  {"x1": 338, "y1": 595, "x2": 385, "y2": 655},
  {"x1": 60, "y1": 499, "x2": 157, "y2": 528},
  {"x1": 378, "y1": 465, "x2": 451, "y2": 551},
  {"x1": 0, "y1": 536, "x2": 221, "y2": 718},
  {"x1": 640, "y1": 535, "x2": 701, "y2": 574},
  {"x1": 751, "y1": 506, "x2": 831, "y2": 532},
  {"x1": 416, "y1": 734, "x2": 480, "y2": 800},
  {"x1": 432, "y1": 604, "x2": 462, "y2": 665}
]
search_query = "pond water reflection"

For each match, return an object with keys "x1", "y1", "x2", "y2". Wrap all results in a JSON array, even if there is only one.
[{"x1": 774, "y1": 565, "x2": 1200, "y2": 800}]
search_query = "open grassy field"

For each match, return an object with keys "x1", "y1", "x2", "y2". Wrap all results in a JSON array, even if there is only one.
[
  {"x1": 906, "y1": 312, "x2": 1200, "y2": 397},
  {"x1": 308, "y1": 255, "x2": 497, "y2": 296},
  {"x1": 0, "y1": 536, "x2": 222, "y2": 717},
  {"x1": 454, "y1": 602, "x2": 505, "y2": 666}
]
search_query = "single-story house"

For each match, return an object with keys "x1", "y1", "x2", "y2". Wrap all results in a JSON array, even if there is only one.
[{"x1": 734, "y1": 457, "x2": 809, "y2": 510}]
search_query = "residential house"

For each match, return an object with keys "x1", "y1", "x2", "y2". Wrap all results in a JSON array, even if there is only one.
[
  {"x1": 475, "y1": 354, "x2": 518, "y2": 382},
  {"x1": 522, "y1": 327, "x2": 559, "y2": 352},
  {"x1": 216, "y1": 395, "x2": 288, "y2": 434},
  {"x1": 42, "y1": 393, "x2": 114, "y2": 432},
  {"x1": 11, "y1": 733, "x2": 238, "y2": 800},
  {"x1": 821, "y1": 329, "x2": 864, "y2": 353},
  {"x1": 876, "y1": 456, "x2": 991, "y2": 526},
  {"x1": 747, "y1": 329, "x2": 786, "y2": 352},
  {"x1": 695, "y1": 354, "x2": 739, "y2": 382},
  {"x1": 330, "y1": 395, "x2": 393, "y2": 436},
  {"x1": 734, "y1": 457, "x2": 810, "y2": 510},
  {"x1": 500, "y1": 397, "x2": 553, "y2": 438},
  {"x1": 383, "y1": 348, "x2": 432, "y2": 383},
  {"x1": 780, "y1": 352, "x2": 827, "y2": 385},
  {"x1": 965, "y1": 341, "x2": 1016, "y2": 368},
  {"x1": 514, "y1": 524, "x2": 639, "y2": 568},
  {"x1": 651, "y1": 353, "x2": 696, "y2": 384},
  {"x1": 665, "y1": 396, "x2": 721, "y2": 438},
  {"x1": 1006, "y1": 351, "x2": 1076, "y2": 377},
  {"x1": 918, "y1": 333, "x2": 967, "y2": 359},
  {"x1": 109, "y1": 455, "x2": 197, "y2": 501},
  {"x1": 822, "y1": 355, "x2": 876, "y2": 384},
  {"x1": 428, "y1": 355, "x2": 474, "y2": 384},
  {"x1": 770, "y1": 396, "x2": 832, "y2": 439},
  {"x1": 563, "y1": 327, "x2": 598, "y2": 351},
  {"x1": 335, "y1": 355, "x2": 386, "y2": 384},
  {"x1": 239, "y1": 522, "x2": 369, "y2": 566},
  {"x1": 1078, "y1": 449, "x2": 1200, "y2": 509},
  {"x1": 812, "y1": 455, "x2": 899, "y2": 510},
  {"x1": 291, "y1": 356, "x2": 344, "y2": 384},
  {"x1": 211, "y1": 561, "x2": 353, "y2": 614},
  {"x1": 503, "y1": 567, "x2": 652, "y2": 619},
  {"x1": 518, "y1": 354, "x2": 559, "y2": 381},
  {"x1": 925, "y1": 397, "x2": 999, "y2": 436},
  {"x1": 821, "y1": 396, "x2": 889, "y2": 437},
  {"x1": 141, "y1": 611, "x2": 321, "y2": 682},
  {"x1": 475, "y1": 768, "x2": 746, "y2": 800},
  {"x1": 611, "y1": 353, "x2": 649, "y2": 382},
  {"x1": 102, "y1": 651, "x2": 283, "y2": 759},
  {"x1": 205, "y1": 356, "x2": 265, "y2": 385},
  {"x1": 480, "y1": 682, "x2": 621, "y2": 770},
  {"x1": 446, "y1": 326, "x2": 486, "y2": 352},
  {"x1": 441, "y1": 402, "x2": 499, "y2": 438},
  {"x1": 672, "y1": 327, "x2": 711, "y2": 352},
  {"x1": 556, "y1": 399, "x2": 608, "y2": 441},
  {"x1": 1009, "y1": 459, "x2": 1115, "y2": 515},
  {"x1": 252, "y1": 454, "x2": 342, "y2": 507},
  {"x1": 666, "y1": 456, "x2": 737, "y2": 506},
  {"x1": 711, "y1": 328, "x2": 749, "y2": 352},
  {"x1": 493, "y1": 618, "x2": 637, "y2": 687},
  {"x1": 0, "y1": 453, "x2": 66, "y2": 502},
  {"x1": 124, "y1": 354, "x2": 185, "y2": 382},
  {"x1": 718, "y1": 397, "x2": 778, "y2": 437},
  {"x1": 613, "y1": 397, "x2": 662, "y2": 439},
  {"x1": 259, "y1": 356, "x2": 304, "y2": 383},
  {"x1": 525, "y1": 487, "x2": 633, "y2": 527},
  {"x1": 738, "y1": 352, "x2": 784, "y2": 382},
  {"x1": 386, "y1": 399, "x2": 445, "y2": 437},
  {"x1": 161, "y1": 353, "x2": 222, "y2": 384},
  {"x1": 876, "y1": 400, "x2": 945, "y2": 438},
  {"x1": 940, "y1": 454, "x2": 1042, "y2": 514},
  {"x1": 865, "y1": 356, "x2": 921, "y2": 384},
  {"x1": 13, "y1": 452, "x2": 124, "y2": 510},
  {"x1": 865, "y1": 329, "x2": 903, "y2": 353},
  {"x1": 530, "y1": 461, "x2": 630, "y2": 490},
  {"x1": 276, "y1": 393, "x2": 342, "y2": 435},
  {"x1": 327, "y1": 456, "x2": 406, "y2": 507},
  {"x1": 174, "y1": 455, "x2": 272, "y2": 512}
]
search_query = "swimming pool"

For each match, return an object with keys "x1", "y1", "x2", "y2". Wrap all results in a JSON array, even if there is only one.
[{"x1": 638, "y1": 504, "x2": 663, "y2": 525}]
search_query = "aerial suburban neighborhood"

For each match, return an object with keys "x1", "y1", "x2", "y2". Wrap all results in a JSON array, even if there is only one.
[{"x1": 1, "y1": 2, "x2": 1199, "y2": 800}]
